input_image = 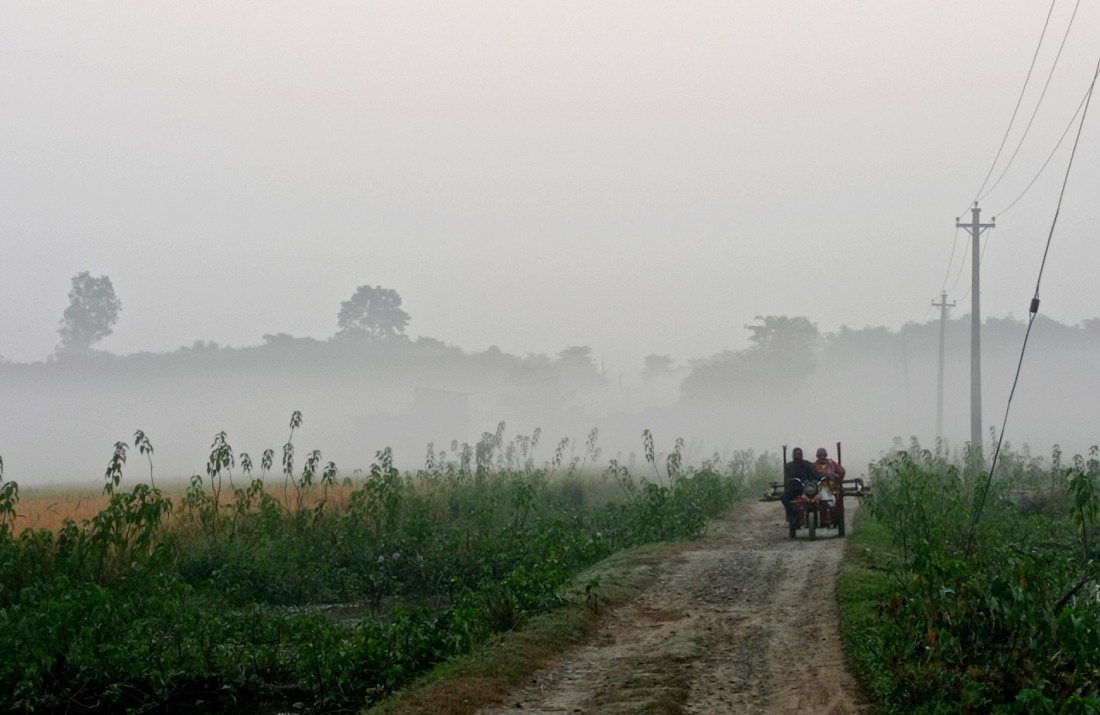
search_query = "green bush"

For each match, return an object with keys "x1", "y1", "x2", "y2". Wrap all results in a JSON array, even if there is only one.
[
  {"x1": 0, "y1": 424, "x2": 770, "y2": 713},
  {"x1": 862, "y1": 442, "x2": 1100, "y2": 713}
]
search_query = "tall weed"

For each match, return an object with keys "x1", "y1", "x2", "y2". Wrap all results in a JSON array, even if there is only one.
[
  {"x1": 0, "y1": 422, "x2": 769, "y2": 714},
  {"x1": 866, "y1": 441, "x2": 1100, "y2": 713}
]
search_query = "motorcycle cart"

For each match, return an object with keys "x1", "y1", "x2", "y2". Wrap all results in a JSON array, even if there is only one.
[
  {"x1": 760, "y1": 442, "x2": 867, "y2": 540},
  {"x1": 788, "y1": 473, "x2": 845, "y2": 539}
]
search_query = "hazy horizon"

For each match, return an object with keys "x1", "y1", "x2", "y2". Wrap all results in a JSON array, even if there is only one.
[
  {"x1": 3, "y1": 3, "x2": 1100, "y2": 487},
  {"x1": 4, "y1": 313, "x2": 1099, "y2": 488},
  {"x1": 3, "y1": 2, "x2": 1099, "y2": 379}
]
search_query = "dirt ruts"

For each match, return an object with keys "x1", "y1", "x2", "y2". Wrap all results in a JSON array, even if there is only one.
[{"x1": 477, "y1": 498, "x2": 868, "y2": 715}]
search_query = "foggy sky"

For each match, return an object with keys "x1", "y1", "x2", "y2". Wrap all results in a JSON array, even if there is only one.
[{"x1": 2, "y1": 2, "x2": 1099, "y2": 378}]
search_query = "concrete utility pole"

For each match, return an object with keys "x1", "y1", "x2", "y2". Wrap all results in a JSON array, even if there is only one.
[
  {"x1": 956, "y1": 204, "x2": 995, "y2": 458},
  {"x1": 932, "y1": 291, "x2": 956, "y2": 441},
  {"x1": 897, "y1": 330, "x2": 913, "y2": 428}
]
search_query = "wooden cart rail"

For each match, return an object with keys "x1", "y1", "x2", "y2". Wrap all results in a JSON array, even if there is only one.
[{"x1": 760, "y1": 477, "x2": 868, "y2": 502}]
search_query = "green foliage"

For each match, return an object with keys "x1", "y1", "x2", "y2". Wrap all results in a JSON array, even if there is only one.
[
  {"x1": 0, "y1": 424, "x2": 762, "y2": 714},
  {"x1": 104, "y1": 441, "x2": 127, "y2": 494},
  {"x1": 133, "y1": 430, "x2": 155, "y2": 488},
  {"x1": 0, "y1": 456, "x2": 17, "y2": 539},
  {"x1": 860, "y1": 441, "x2": 1100, "y2": 714},
  {"x1": 837, "y1": 514, "x2": 897, "y2": 707}
]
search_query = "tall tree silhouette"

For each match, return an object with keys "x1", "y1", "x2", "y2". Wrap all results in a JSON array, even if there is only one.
[
  {"x1": 57, "y1": 271, "x2": 122, "y2": 354},
  {"x1": 335, "y1": 285, "x2": 410, "y2": 341}
]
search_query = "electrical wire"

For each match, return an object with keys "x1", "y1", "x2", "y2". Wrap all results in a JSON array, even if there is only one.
[
  {"x1": 967, "y1": 48, "x2": 1100, "y2": 552},
  {"x1": 939, "y1": 225, "x2": 963, "y2": 295},
  {"x1": 968, "y1": 0, "x2": 1059, "y2": 210},
  {"x1": 946, "y1": 2, "x2": 1061, "y2": 316},
  {"x1": 948, "y1": 224, "x2": 992, "y2": 292},
  {"x1": 978, "y1": 0, "x2": 1083, "y2": 204},
  {"x1": 993, "y1": 84, "x2": 1092, "y2": 217},
  {"x1": 1031, "y1": 55, "x2": 1098, "y2": 306},
  {"x1": 946, "y1": 234, "x2": 972, "y2": 296}
]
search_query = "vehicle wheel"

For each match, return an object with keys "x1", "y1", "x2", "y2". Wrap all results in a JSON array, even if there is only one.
[
  {"x1": 808, "y1": 510, "x2": 817, "y2": 541},
  {"x1": 838, "y1": 513, "x2": 846, "y2": 537}
]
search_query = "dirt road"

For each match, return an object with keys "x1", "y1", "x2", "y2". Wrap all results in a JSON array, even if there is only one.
[{"x1": 477, "y1": 498, "x2": 868, "y2": 715}]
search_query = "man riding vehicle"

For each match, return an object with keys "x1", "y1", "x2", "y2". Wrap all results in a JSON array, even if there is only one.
[{"x1": 780, "y1": 447, "x2": 820, "y2": 528}]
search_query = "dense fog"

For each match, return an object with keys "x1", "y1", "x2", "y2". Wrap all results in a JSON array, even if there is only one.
[
  {"x1": 3, "y1": 313, "x2": 1097, "y2": 487},
  {"x1": 4, "y1": 5, "x2": 1099, "y2": 488}
]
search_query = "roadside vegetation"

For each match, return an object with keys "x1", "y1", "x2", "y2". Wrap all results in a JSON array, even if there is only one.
[
  {"x1": 0, "y1": 415, "x2": 776, "y2": 714},
  {"x1": 839, "y1": 438, "x2": 1100, "y2": 714}
]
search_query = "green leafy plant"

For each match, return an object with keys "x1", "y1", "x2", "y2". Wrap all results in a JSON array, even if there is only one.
[
  {"x1": 206, "y1": 431, "x2": 234, "y2": 508},
  {"x1": 862, "y1": 440, "x2": 1100, "y2": 713},
  {"x1": 133, "y1": 430, "x2": 155, "y2": 488},
  {"x1": 0, "y1": 421, "x2": 762, "y2": 714},
  {"x1": 0, "y1": 455, "x2": 17, "y2": 539},
  {"x1": 282, "y1": 410, "x2": 302, "y2": 510},
  {"x1": 104, "y1": 441, "x2": 127, "y2": 495},
  {"x1": 642, "y1": 428, "x2": 664, "y2": 486}
]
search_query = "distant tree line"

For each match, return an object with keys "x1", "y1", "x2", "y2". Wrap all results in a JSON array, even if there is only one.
[
  {"x1": 677, "y1": 312, "x2": 1100, "y2": 405},
  {"x1": 42, "y1": 271, "x2": 1100, "y2": 406}
]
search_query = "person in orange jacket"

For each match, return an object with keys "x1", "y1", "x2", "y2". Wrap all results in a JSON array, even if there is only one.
[{"x1": 813, "y1": 447, "x2": 845, "y2": 480}]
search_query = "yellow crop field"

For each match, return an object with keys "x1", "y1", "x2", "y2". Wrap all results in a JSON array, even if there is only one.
[
  {"x1": 13, "y1": 487, "x2": 111, "y2": 532},
  {"x1": 11, "y1": 482, "x2": 361, "y2": 533}
]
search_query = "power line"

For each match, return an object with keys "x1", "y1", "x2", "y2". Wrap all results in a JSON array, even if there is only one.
[
  {"x1": 1031, "y1": 53, "x2": 1098, "y2": 306},
  {"x1": 947, "y1": 235, "x2": 971, "y2": 296},
  {"x1": 939, "y1": 225, "x2": 963, "y2": 295},
  {"x1": 978, "y1": 0, "x2": 1083, "y2": 204},
  {"x1": 993, "y1": 83, "x2": 1092, "y2": 217},
  {"x1": 919, "y1": 301, "x2": 936, "y2": 324},
  {"x1": 970, "y1": 0, "x2": 1059, "y2": 207},
  {"x1": 944, "y1": 1, "x2": 1062, "y2": 326},
  {"x1": 938, "y1": 2, "x2": 1080, "y2": 335},
  {"x1": 968, "y1": 47, "x2": 1100, "y2": 551}
]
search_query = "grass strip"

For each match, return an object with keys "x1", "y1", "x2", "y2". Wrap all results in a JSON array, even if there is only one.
[
  {"x1": 836, "y1": 503, "x2": 899, "y2": 714},
  {"x1": 363, "y1": 542, "x2": 672, "y2": 715}
]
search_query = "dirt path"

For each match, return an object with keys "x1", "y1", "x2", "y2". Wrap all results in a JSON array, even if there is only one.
[{"x1": 477, "y1": 498, "x2": 868, "y2": 715}]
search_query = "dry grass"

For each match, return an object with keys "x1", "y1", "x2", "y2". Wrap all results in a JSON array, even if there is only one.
[
  {"x1": 11, "y1": 482, "x2": 364, "y2": 533},
  {"x1": 12, "y1": 487, "x2": 108, "y2": 532},
  {"x1": 364, "y1": 546, "x2": 671, "y2": 715},
  {"x1": 9, "y1": 470, "x2": 615, "y2": 535}
]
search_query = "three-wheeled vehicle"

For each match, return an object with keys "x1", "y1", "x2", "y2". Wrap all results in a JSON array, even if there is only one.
[{"x1": 761, "y1": 442, "x2": 867, "y2": 540}]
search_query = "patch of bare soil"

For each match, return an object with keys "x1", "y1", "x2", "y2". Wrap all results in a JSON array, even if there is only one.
[{"x1": 477, "y1": 499, "x2": 868, "y2": 715}]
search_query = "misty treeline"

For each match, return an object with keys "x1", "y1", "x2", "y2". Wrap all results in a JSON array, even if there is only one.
[{"x1": 3, "y1": 302, "x2": 1100, "y2": 481}]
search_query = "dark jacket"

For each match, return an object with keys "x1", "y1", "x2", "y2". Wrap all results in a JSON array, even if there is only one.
[{"x1": 784, "y1": 458, "x2": 820, "y2": 486}]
